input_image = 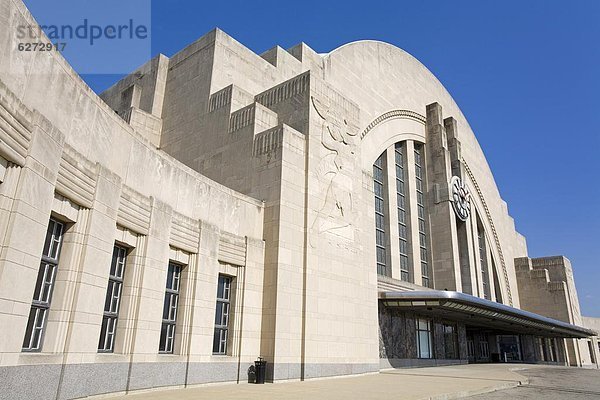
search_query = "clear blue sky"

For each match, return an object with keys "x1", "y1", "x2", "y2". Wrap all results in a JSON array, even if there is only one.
[{"x1": 31, "y1": 1, "x2": 600, "y2": 316}]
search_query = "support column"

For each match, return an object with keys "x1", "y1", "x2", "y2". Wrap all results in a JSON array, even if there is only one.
[
  {"x1": 425, "y1": 103, "x2": 461, "y2": 291},
  {"x1": 446, "y1": 116, "x2": 478, "y2": 295}
]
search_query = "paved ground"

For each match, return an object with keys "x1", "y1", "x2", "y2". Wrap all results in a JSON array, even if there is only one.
[
  {"x1": 466, "y1": 366, "x2": 600, "y2": 399},
  {"x1": 110, "y1": 364, "x2": 530, "y2": 400}
]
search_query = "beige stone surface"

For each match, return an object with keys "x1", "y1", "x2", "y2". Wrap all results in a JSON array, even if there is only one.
[{"x1": 109, "y1": 364, "x2": 532, "y2": 400}]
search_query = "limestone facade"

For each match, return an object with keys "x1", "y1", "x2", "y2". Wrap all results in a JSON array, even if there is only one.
[
  {"x1": 516, "y1": 256, "x2": 598, "y2": 368},
  {"x1": 0, "y1": 0, "x2": 597, "y2": 398}
]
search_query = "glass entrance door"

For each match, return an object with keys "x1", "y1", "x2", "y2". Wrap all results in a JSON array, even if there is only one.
[{"x1": 497, "y1": 335, "x2": 522, "y2": 362}]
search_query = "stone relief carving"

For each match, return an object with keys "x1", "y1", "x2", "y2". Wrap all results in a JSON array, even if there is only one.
[{"x1": 310, "y1": 95, "x2": 358, "y2": 247}]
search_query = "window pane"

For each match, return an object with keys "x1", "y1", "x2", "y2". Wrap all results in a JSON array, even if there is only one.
[
  {"x1": 98, "y1": 316, "x2": 108, "y2": 350},
  {"x1": 32, "y1": 264, "x2": 47, "y2": 302},
  {"x1": 22, "y1": 307, "x2": 37, "y2": 349},
  {"x1": 217, "y1": 276, "x2": 225, "y2": 299},
  {"x1": 112, "y1": 282, "x2": 121, "y2": 313},
  {"x1": 163, "y1": 293, "x2": 171, "y2": 320},
  {"x1": 374, "y1": 182, "x2": 383, "y2": 197},
  {"x1": 213, "y1": 328, "x2": 223, "y2": 354},
  {"x1": 419, "y1": 331, "x2": 431, "y2": 358},
  {"x1": 42, "y1": 222, "x2": 54, "y2": 258},
  {"x1": 110, "y1": 247, "x2": 119, "y2": 277},
  {"x1": 166, "y1": 264, "x2": 174, "y2": 291},
  {"x1": 375, "y1": 197, "x2": 384, "y2": 213},
  {"x1": 159, "y1": 323, "x2": 168, "y2": 352},
  {"x1": 31, "y1": 308, "x2": 45, "y2": 350},
  {"x1": 104, "y1": 281, "x2": 114, "y2": 312}
]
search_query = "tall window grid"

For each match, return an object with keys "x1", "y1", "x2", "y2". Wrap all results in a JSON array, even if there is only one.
[
  {"x1": 416, "y1": 318, "x2": 433, "y2": 359},
  {"x1": 415, "y1": 145, "x2": 430, "y2": 287},
  {"x1": 395, "y1": 143, "x2": 410, "y2": 281},
  {"x1": 98, "y1": 245, "x2": 127, "y2": 352},
  {"x1": 23, "y1": 218, "x2": 64, "y2": 351},
  {"x1": 159, "y1": 262, "x2": 181, "y2": 353},
  {"x1": 373, "y1": 154, "x2": 388, "y2": 276},
  {"x1": 443, "y1": 323, "x2": 459, "y2": 359},
  {"x1": 477, "y1": 227, "x2": 491, "y2": 300},
  {"x1": 213, "y1": 275, "x2": 232, "y2": 354}
]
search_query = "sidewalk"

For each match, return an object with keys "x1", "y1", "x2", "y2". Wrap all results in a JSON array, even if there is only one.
[{"x1": 106, "y1": 364, "x2": 538, "y2": 400}]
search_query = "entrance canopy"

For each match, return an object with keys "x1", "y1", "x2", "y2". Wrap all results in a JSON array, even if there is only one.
[{"x1": 380, "y1": 291, "x2": 596, "y2": 338}]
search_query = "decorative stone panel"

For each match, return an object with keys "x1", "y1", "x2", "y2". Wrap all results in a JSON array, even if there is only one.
[
  {"x1": 218, "y1": 231, "x2": 246, "y2": 266},
  {"x1": 0, "y1": 81, "x2": 33, "y2": 166},
  {"x1": 117, "y1": 185, "x2": 151, "y2": 235},
  {"x1": 170, "y1": 211, "x2": 200, "y2": 253},
  {"x1": 55, "y1": 144, "x2": 98, "y2": 208}
]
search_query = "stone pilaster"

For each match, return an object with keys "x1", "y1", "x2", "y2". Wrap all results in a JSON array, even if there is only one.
[
  {"x1": 445, "y1": 116, "x2": 477, "y2": 295},
  {"x1": 385, "y1": 147, "x2": 401, "y2": 280},
  {"x1": 128, "y1": 198, "x2": 172, "y2": 359},
  {"x1": 424, "y1": 103, "x2": 461, "y2": 291},
  {"x1": 405, "y1": 141, "x2": 421, "y2": 285},
  {"x1": 54, "y1": 165, "x2": 121, "y2": 358},
  {"x1": 0, "y1": 115, "x2": 64, "y2": 357}
]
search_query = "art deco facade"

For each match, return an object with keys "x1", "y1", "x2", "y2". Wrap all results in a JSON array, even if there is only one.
[{"x1": 0, "y1": 1, "x2": 598, "y2": 399}]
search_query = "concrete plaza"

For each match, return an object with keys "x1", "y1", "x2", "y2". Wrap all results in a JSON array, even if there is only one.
[
  {"x1": 467, "y1": 366, "x2": 600, "y2": 399},
  {"x1": 109, "y1": 364, "x2": 543, "y2": 400}
]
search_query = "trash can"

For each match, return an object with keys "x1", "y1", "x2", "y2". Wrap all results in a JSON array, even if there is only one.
[{"x1": 254, "y1": 357, "x2": 267, "y2": 384}]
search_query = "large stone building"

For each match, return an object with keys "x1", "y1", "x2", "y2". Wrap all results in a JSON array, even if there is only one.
[{"x1": 0, "y1": 1, "x2": 598, "y2": 399}]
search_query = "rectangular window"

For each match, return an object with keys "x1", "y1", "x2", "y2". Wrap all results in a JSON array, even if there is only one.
[
  {"x1": 23, "y1": 218, "x2": 64, "y2": 351},
  {"x1": 213, "y1": 275, "x2": 232, "y2": 355},
  {"x1": 416, "y1": 318, "x2": 433, "y2": 359},
  {"x1": 159, "y1": 262, "x2": 181, "y2": 353},
  {"x1": 443, "y1": 323, "x2": 458, "y2": 359},
  {"x1": 373, "y1": 154, "x2": 388, "y2": 276},
  {"x1": 414, "y1": 145, "x2": 430, "y2": 287},
  {"x1": 98, "y1": 245, "x2": 127, "y2": 352},
  {"x1": 395, "y1": 143, "x2": 410, "y2": 281},
  {"x1": 478, "y1": 334, "x2": 490, "y2": 359}
]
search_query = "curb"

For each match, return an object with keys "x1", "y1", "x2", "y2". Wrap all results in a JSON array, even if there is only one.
[{"x1": 423, "y1": 370, "x2": 530, "y2": 400}]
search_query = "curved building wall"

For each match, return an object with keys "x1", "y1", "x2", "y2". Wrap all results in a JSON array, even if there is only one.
[{"x1": 322, "y1": 41, "x2": 527, "y2": 306}]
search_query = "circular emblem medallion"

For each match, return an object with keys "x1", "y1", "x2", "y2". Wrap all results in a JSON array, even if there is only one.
[{"x1": 450, "y1": 176, "x2": 471, "y2": 221}]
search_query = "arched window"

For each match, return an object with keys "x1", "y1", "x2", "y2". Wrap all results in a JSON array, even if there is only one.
[{"x1": 372, "y1": 141, "x2": 431, "y2": 286}]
